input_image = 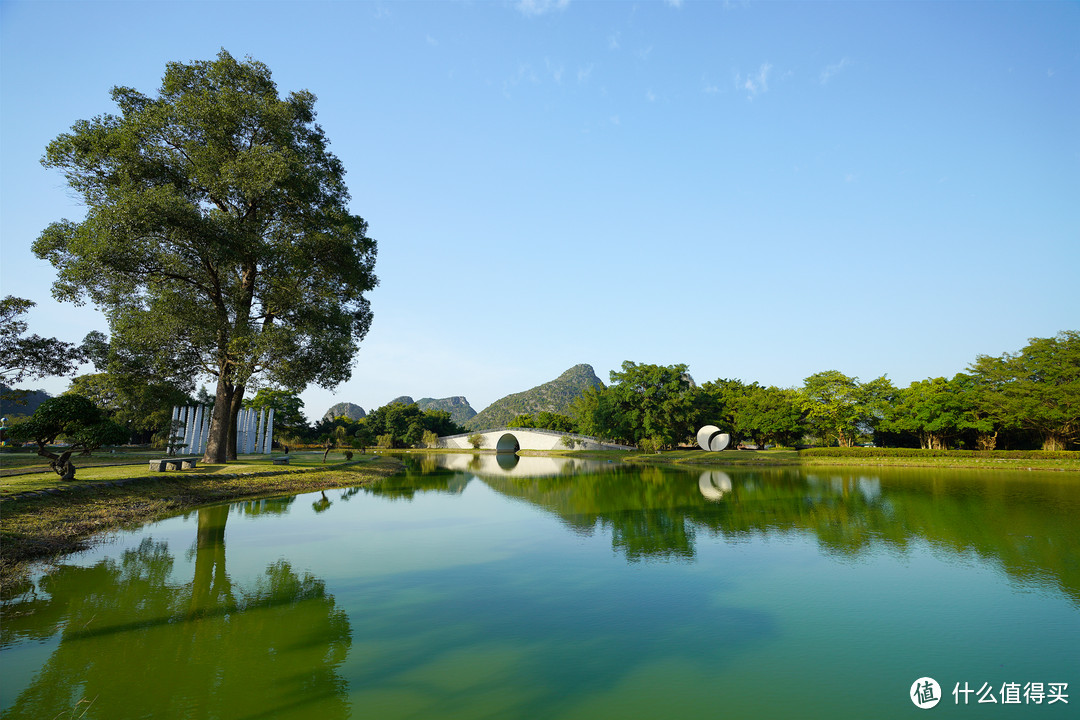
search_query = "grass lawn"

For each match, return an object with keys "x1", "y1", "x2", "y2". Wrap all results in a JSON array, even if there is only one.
[{"x1": 0, "y1": 449, "x2": 371, "y2": 496}]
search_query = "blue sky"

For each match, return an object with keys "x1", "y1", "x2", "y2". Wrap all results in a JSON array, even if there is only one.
[{"x1": 2, "y1": 0, "x2": 1077, "y2": 423}]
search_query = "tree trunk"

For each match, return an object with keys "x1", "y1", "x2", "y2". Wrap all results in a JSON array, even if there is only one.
[
  {"x1": 976, "y1": 432, "x2": 997, "y2": 451},
  {"x1": 202, "y1": 374, "x2": 234, "y2": 464},
  {"x1": 226, "y1": 385, "x2": 246, "y2": 461},
  {"x1": 1042, "y1": 434, "x2": 1066, "y2": 452}
]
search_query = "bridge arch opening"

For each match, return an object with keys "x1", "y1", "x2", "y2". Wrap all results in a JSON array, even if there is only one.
[{"x1": 495, "y1": 433, "x2": 520, "y2": 454}]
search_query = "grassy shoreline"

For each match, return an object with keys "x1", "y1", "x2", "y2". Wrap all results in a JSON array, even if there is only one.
[{"x1": 0, "y1": 455, "x2": 403, "y2": 594}]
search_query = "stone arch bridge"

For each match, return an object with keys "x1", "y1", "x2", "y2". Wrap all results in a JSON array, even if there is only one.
[{"x1": 439, "y1": 428, "x2": 632, "y2": 453}]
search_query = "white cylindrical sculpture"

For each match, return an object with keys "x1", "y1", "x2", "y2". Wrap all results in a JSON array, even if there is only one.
[
  {"x1": 249, "y1": 409, "x2": 261, "y2": 454},
  {"x1": 192, "y1": 405, "x2": 204, "y2": 455},
  {"x1": 696, "y1": 425, "x2": 731, "y2": 452},
  {"x1": 261, "y1": 408, "x2": 274, "y2": 453}
]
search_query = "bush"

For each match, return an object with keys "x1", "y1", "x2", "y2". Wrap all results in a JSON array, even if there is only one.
[
  {"x1": 638, "y1": 437, "x2": 663, "y2": 454},
  {"x1": 421, "y1": 430, "x2": 440, "y2": 449},
  {"x1": 467, "y1": 433, "x2": 484, "y2": 449},
  {"x1": 798, "y1": 447, "x2": 1080, "y2": 460},
  {"x1": 376, "y1": 433, "x2": 395, "y2": 449}
]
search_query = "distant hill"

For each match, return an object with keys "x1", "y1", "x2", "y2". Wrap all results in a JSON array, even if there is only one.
[
  {"x1": 0, "y1": 386, "x2": 52, "y2": 418},
  {"x1": 322, "y1": 402, "x2": 366, "y2": 422},
  {"x1": 416, "y1": 396, "x2": 476, "y2": 426},
  {"x1": 465, "y1": 364, "x2": 605, "y2": 430},
  {"x1": 389, "y1": 396, "x2": 414, "y2": 406}
]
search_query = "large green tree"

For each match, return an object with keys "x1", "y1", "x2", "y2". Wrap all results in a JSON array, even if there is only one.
[
  {"x1": 582, "y1": 362, "x2": 700, "y2": 448},
  {"x1": 969, "y1": 331, "x2": 1080, "y2": 450},
  {"x1": 800, "y1": 371, "x2": 895, "y2": 447},
  {"x1": 34, "y1": 51, "x2": 377, "y2": 464}
]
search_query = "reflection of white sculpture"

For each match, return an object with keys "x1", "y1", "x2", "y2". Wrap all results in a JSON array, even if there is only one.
[
  {"x1": 699, "y1": 471, "x2": 733, "y2": 501},
  {"x1": 696, "y1": 425, "x2": 730, "y2": 452}
]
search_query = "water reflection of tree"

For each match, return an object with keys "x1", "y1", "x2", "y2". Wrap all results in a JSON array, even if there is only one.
[
  {"x1": 480, "y1": 468, "x2": 1080, "y2": 602},
  {"x1": 363, "y1": 468, "x2": 470, "y2": 501},
  {"x1": 2, "y1": 506, "x2": 352, "y2": 720}
]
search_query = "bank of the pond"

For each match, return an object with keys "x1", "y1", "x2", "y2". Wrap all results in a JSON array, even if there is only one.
[
  {"x1": 431, "y1": 447, "x2": 1080, "y2": 472},
  {"x1": 0, "y1": 455, "x2": 404, "y2": 594}
]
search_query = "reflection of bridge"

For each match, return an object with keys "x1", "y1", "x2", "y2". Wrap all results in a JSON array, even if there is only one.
[{"x1": 438, "y1": 428, "x2": 633, "y2": 453}]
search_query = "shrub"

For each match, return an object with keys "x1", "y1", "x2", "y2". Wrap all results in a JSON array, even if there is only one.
[
  {"x1": 798, "y1": 447, "x2": 1079, "y2": 460},
  {"x1": 467, "y1": 433, "x2": 484, "y2": 449}
]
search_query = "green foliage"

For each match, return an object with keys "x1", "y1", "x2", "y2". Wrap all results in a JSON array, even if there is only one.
[
  {"x1": 638, "y1": 436, "x2": 663, "y2": 454},
  {"x1": 421, "y1": 430, "x2": 440, "y2": 449},
  {"x1": 244, "y1": 389, "x2": 308, "y2": 433},
  {"x1": 508, "y1": 411, "x2": 575, "y2": 432},
  {"x1": 7, "y1": 394, "x2": 127, "y2": 479},
  {"x1": 967, "y1": 331, "x2": 1080, "y2": 450},
  {"x1": 799, "y1": 447, "x2": 1080, "y2": 460},
  {"x1": 579, "y1": 362, "x2": 698, "y2": 448},
  {"x1": 699, "y1": 380, "x2": 806, "y2": 448},
  {"x1": 800, "y1": 371, "x2": 895, "y2": 447},
  {"x1": 466, "y1": 364, "x2": 604, "y2": 430},
  {"x1": 0, "y1": 296, "x2": 83, "y2": 386},
  {"x1": 8, "y1": 395, "x2": 116, "y2": 449},
  {"x1": 415, "y1": 396, "x2": 476, "y2": 425},
  {"x1": 68, "y1": 372, "x2": 189, "y2": 444},
  {"x1": 357, "y1": 402, "x2": 464, "y2": 449},
  {"x1": 467, "y1": 433, "x2": 485, "y2": 449},
  {"x1": 34, "y1": 50, "x2": 377, "y2": 462}
]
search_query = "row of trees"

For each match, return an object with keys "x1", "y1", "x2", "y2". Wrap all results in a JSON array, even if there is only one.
[{"x1": 502, "y1": 332, "x2": 1078, "y2": 452}]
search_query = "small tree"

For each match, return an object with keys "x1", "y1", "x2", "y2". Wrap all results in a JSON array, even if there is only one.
[
  {"x1": 8, "y1": 395, "x2": 126, "y2": 481},
  {"x1": 638, "y1": 436, "x2": 663, "y2": 454},
  {"x1": 560, "y1": 435, "x2": 578, "y2": 450},
  {"x1": 354, "y1": 424, "x2": 373, "y2": 454},
  {"x1": 467, "y1": 433, "x2": 485, "y2": 449},
  {"x1": 421, "y1": 430, "x2": 439, "y2": 449}
]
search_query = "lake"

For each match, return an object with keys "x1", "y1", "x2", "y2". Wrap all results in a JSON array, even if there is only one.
[{"x1": 1, "y1": 455, "x2": 1077, "y2": 718}]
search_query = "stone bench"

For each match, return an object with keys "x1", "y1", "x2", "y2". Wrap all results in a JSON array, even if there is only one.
[
  {"x1": 272, "y1": 456, "x2": 291, "y2": 465},
  {"x1": 149, "y1": 457, "x2": 199, "y2": 472}
]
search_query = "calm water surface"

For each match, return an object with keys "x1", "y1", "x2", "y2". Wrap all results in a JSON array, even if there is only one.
[{"x1": 2, "y1": 455, "x2": 1077, "y2": 718}]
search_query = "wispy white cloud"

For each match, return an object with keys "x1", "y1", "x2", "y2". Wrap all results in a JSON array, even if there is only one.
[
  {"x1": 735, "y1": 63, "x2": 771, "y2": 99},
  {"x1": 819, "y1": 58, "x2": 850, "y2": 85},
  {"x1": 546, "y1": 58, "x2": 565, "y2": 84},
  {"x1": 425, "y1": 34, "x2": 439, "y2": 47},
  {"x1": 646, "y1": 89, "x2": 657, "y2": 102},
  {"x1": 516, "y1": 0, "x2": 570, "y2": 17},
  {"x1": 664, "y1": 0, "x2": 684, "y2": 8},
  {"x1": 577, "y1": 64, "x2": 594, "y2": 84},
  {"x1": 637, "y1": 45, "x2": 653, "y2": 61},
  {"x1": 608, "y1": 31, "x2": 621, "y2": 51}
]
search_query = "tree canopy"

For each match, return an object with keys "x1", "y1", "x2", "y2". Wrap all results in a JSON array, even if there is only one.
[
  {"x1": 0, "y1": 296, "x2": 84, "y2": 396},
  {"x1": 7, "y1": 395, "x2": 127, "y2": 480},
  {"x1": 34, "y1": 50, "x2": 377, "y2": 463}
]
